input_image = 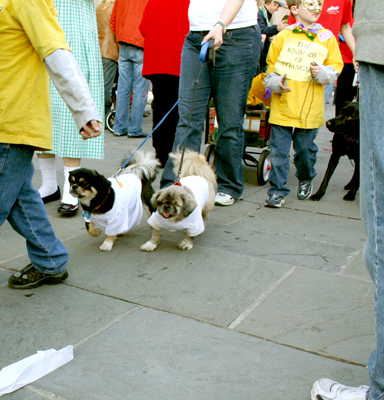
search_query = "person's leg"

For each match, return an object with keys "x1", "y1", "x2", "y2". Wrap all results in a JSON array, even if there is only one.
[
  {"x1": 151, "y1": 74, "x2": 180, "y2": 167},
  {"x1": 292, "y1": 127, "x2": 318, "y2": 182},
  {"x1": 0, "y1": 144, "x2": 69, "y2": 274},
  {"x1": 360, "y1": 62, "x2": 384, "y2": 400},
  {"x1": 128, "y1": 46, "x2": 151, "y2": 137},
  {"x1": 324, "y1": 82, "x2": 335, "y2": 109},
  {"x1": 212, "y1": 26, "x2": 260, "y2": 200},
  {"x1": 102, "y1": 58, "x2": 118, "y2": 116},
  {"x1": 36, "y1": 153, "x2": 60, "y2": 202},
  {"x1": 292, "y1": 127, "x2": 318, "y2": 200},
  {"x1": 335, "y1": 63, "x2": 357, "y2": 116},
  {"x1": 267, "y1": 124, "x2": 293, "y2": 198},
  {"x1": 57, "y1": 157, "x2": 80, "y2": 215},
  {"x1": 160, "y1": 33, "x2": 212, "y2": 188},
  {"x1": 113, "y1": 44, "x2": 133, "y2": 136}
]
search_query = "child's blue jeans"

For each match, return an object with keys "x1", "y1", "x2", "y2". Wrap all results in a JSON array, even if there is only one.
[{"x1": 267, "y1": 124, "x2": 319, "y2": 197}]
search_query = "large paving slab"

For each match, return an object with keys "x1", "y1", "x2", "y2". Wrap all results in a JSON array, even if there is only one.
[
  {"x1": 232, "y1": 206, "x2": 366, "y2": 249},
  {"x1": 232, "y1": 266, "x2": 375, "y2": 366},
  {"x1": 15, "y1": 307, "x2": 370, "y2": 400},
  {"x1": 0, "y1": 269, "x2": 137, "y2": 367}
]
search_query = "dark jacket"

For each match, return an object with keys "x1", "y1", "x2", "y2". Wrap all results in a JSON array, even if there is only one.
[{"x1": 258, "y1": 6, "x2": 279, "y2": 69}]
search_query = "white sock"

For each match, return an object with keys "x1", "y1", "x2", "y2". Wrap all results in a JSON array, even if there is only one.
[
  {"x1": 38, "y1": 157, "x2": 57, "y2": 198},
  {"x1": 62, "y1": 166, "x2": 79, "y2": 205}
]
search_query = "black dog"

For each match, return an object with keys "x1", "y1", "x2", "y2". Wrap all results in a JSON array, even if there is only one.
[
  {"x1": 310, "y1": 102, "x2": 359, "y2": 201},
  {"x1": 69, "y1": 151, "x2": 159, "y2": 251}
]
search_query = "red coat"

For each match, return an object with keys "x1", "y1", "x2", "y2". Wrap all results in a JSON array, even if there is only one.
[
  {"x1": 139, "y1": 0, "x2": 189, "y2": 77},
  {"x1": 110, "y1": 0, "x2": 147, "y2": 48}
]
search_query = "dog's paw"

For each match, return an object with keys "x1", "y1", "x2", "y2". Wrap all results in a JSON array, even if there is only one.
[
  {"x1": 140, "y1": 242, "x2": 157, "y2": 252},
  {"x1": 343, "y1": 191, "x2": 356, "y2": 201},
  {"x1": 309, "y1": 192, "x2": 323, "y2": 201},
  {"x1": 178, "y1": 240, "x2": 193, "y2": 251},
  {"x1": 99, "y1": 241, "x2": 113, "y2": 251}
]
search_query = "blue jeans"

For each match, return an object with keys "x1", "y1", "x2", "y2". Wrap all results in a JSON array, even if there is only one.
[
  {"x1": 359, "y1": 62, "x2": 384, "y2": 400},
  {"x1": 267, "y1": 125, "x2": 318, "y2": 197},
  {"x1": 160, "y1": 26, "x2": 261, "y2": 199},
  {"x1": 113, "y1": 44, "x2": 151, "y2": 136},
  {"x1": 324, "y1": 82, "x2": 334, "y2": 108},
  {"x1": 0, "y1": 144, "x2": 68, "y2": 274}
]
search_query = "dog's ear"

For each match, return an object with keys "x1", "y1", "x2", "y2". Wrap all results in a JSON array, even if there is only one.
[
  {"x1": 150, "y1": 191, "x2": 162, "y2": 210},
  {"x1": 180, "y1": 192, "x2": 197, "y2": 218}
]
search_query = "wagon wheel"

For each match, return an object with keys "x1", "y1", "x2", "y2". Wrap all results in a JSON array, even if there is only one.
[
  {"x1": 106, "y1": 110, "x2": 115, "y2": 132},
  {"x1": 257, "y1": 149, "x2": 271, "y2": 185},
  {"x1": 204, "y1": 144, "x2": 216, "y2": 171}
]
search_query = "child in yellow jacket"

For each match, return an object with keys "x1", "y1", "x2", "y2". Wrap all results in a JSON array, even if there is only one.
[{"x1": 263, "y1": 0, "x2": 343, "y2": 207}]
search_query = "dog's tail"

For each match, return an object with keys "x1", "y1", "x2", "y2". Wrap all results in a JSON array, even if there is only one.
[
  {"x1": 170, "y1": 150, "x2": 217, "y2": 188},
  {"x1": 121, "y1": 150, "x2": 160, "y2": 181}
]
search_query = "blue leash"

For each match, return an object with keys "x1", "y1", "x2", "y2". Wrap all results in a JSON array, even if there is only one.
[{"x1": 112, "y1": 41, "x2": 211, "y2": 179}]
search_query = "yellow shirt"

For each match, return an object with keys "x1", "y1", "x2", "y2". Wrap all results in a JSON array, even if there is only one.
[
  {"x1": 0, "y1": 0, "x2": 70, "y2": 149},
  {"x1": 266, "y1": 27, "x2": 343, "y2": 129}
]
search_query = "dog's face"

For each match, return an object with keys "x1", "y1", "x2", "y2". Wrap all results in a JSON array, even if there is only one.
[
  {"x1": 326, "y1": 102, "x2": 359, "y2": 137},
  {"x1": 151, "y1": 186, "x2": 197, "y2": 222},
  {"x1": 69, "y1": 169, "x2": 111, "y2": 205}
]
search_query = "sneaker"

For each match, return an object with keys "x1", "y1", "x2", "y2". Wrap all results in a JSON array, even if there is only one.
[
  {"x1": 8, "y1": 263, "x2": 69, "y2": 290},
  {"x1": 215, "y1": 192, "x2": 236, "y2": 206},
  {"x1": 297, "y1": 181, "x2": 313, "y2": 200},
  {"x1": 311, "y1": 378, "x2": 369, "y2": 400},
  {"x1": 264, "y1": 193, "x2": 285, "y2": 208}
]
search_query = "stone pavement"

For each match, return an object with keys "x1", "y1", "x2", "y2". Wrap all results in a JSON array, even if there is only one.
[{"x1": 0, "y1": 104, "x2": 375, "y2": 400}]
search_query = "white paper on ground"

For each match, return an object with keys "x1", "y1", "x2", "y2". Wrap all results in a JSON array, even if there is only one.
[{"x1": 0, "y1": 345, "x2": 74, "y2": 396}]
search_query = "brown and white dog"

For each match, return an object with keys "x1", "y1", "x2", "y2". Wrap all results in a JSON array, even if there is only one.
[
  {"x1": 140, "y1": 150, "x2": 217, "y2": 252},
  {"x1": 69, "y1": 151, "x2": 159, "y2": 251}
]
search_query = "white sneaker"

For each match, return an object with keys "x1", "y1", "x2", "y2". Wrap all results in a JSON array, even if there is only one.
[
  {"x1": 215, "y1": 192, "x2": 235, "y2": 206},
  {"x1": 311, "y1": 378, "x2": 369, "y2": 400}
]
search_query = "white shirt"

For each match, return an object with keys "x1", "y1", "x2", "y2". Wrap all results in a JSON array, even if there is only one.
[
  {"x1": 147, "y1": 176, "x2": 210, "y2": 237},
  {"x1": 189, "y1": 0, "x2": 257, "y2": 31},
  {"x1": 85, "y1": 174, "x2": 143, "y2": 236}
]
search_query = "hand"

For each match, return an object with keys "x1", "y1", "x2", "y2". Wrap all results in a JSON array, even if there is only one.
[
  {"x1": 310, "y1": 63, "x2": 320, "y2": 78},
  {"x1": 278, "y1": 74, "x2": 291, "y2": 93},
  {"x1": 277, "y1": 21, "x2": 288, "y2": 32},
  {"x1": 202, "y1": 24, "x2": 224, "y2": 50},
  {"x1": 80, "y1": 120, "x2": 102, "y2": 140}
]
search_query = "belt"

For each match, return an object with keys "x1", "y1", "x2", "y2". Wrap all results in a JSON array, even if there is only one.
[{"x1": 190, "y1": 25, "x2": 256, "y2": 36}]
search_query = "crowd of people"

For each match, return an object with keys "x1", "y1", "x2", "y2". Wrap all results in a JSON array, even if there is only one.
[{"x1": 1, "y1": 0, "x2": 382, "y2": 398}]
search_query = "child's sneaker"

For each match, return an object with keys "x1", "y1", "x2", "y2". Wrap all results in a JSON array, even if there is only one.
[
  {"x1": 264, "y1": 193, "x2": 285, "y2": 208},
  {"x1": 311, "y1": 378, "x2": 369, "y2": 400},
  {"x1": 297, "y1": 181, "x2": 313, "y2": 200}
]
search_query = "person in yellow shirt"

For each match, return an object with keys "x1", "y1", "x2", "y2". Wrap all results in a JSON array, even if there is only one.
[
  {"x1": 0, "y1": 0, "x2": 102, "y2": 289},
  {"x1": 263, "y1": 0, "x2": 343, "y2": 208}
]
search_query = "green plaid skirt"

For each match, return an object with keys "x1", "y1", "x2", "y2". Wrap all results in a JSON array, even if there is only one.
[{"x1": 48, "y1": 0, "x2": 104, "y2": 159}]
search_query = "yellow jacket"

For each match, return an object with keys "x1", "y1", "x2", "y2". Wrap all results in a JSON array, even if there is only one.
[{"x1": 265, "y1": 24, "x2": 343, "y2": 129}]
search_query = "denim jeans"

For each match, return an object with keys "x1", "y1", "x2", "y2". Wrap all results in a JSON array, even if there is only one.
[
  {"x1": 102, "y1": 58, "x2": 118, "y2": 116},
  {"x1": 359, "y1": 62, "x2": 384, "y2": 400},
  {"x1": 113, "y1": 44, "x2": 151, "y2": 136},
  {"x1": 160, "y1": 26, "x2": 260, "y2": 199},
  {"x1": 267, "y1": 125, "x2": 318, "y2": 197},
  {"x1": 324, "y1": 82, "x2": 334, "y2": 108},
  {"x1": 0, "y1": 144, "x2": 69, "y2": 274}
]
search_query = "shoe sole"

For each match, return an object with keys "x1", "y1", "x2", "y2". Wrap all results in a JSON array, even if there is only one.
[
  {"x1": 215, "y1": 200, "x2": 235, "y2": 206},
  {"x1": 8, "y1": 271, "x2": 69, "y2": 290}
]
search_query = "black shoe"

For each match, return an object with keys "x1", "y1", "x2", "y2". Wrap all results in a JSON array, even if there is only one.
[
  {"x1": 57, "y1": 202, "x2": 79, "y2": 216},
  {"x1": 8, "y1": 263, "x2": 68, "y2": 289},
  {"x1": 127, "y1": 133, "x2": 147, "y2": 138},
  {"x1": 42, "y1": 187, "x2": 61, "y2": 204}
]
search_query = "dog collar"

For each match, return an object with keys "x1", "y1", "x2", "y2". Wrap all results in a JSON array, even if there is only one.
[{"x1": 84, "y1": 187, "x2": 111, "y2": 217}]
